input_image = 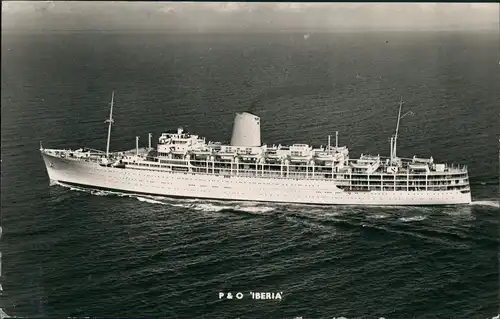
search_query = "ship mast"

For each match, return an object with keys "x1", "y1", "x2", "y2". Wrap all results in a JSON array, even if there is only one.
[
  {"x1": 391, "y1": 97, "x2": 413, "y2": 164},
  {"x1": 392, "y1": 97, "x2": 403, "y2": 162},
  {"x1": 105, "y1": 91, "x2": 115, "y2": 158}
]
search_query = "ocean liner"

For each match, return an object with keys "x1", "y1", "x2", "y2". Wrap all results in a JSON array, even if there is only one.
[{"x1": 40, "y1": 92, "x2": 472, "y2": 205}]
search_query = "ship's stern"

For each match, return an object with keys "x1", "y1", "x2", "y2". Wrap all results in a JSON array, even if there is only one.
[{"x1": 462, "y1": 167, "x2": 473, "y2": 205}]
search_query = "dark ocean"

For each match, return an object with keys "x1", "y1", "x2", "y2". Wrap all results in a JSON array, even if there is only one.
[{"x1": 1, "y1": 30, "x2": 499, "y2": 318}]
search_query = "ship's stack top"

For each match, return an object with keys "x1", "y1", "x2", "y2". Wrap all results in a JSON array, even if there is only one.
[{"x1": 230, "y1": 112, "x2": 261, "y2": 147}]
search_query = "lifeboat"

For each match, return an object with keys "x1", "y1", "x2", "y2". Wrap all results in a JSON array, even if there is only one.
[
  {"x1": 409, "y1": 163, "x2": 429, "y2": 172},
  {"x1": 219, "y1": 152, "x2": 235, "y2": 160},
  {"x1": 412, "y1": 156, "x2": 434, "y2": 164},
  {"x1": 315, "y1": 152, "x2": 335, "y2": 162}
]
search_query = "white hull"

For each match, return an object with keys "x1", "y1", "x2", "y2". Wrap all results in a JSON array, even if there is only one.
[{"x1": 41, "y1": 152, "x2": 472, "y2": 206}]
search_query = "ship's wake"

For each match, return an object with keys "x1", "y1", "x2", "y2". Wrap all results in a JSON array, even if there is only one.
[
  {"x1": 52, "y1": 181, "x2": 277, "y2": 214},
  {"x1": 48, "y1": 180, "x2": 499, "y2": 248},
  {"x1": 470, "y1": 200, "x2": 499, "y2": 208},
  {"x1": 0, "y1": 308, "x2": 10, "y2": 318}
]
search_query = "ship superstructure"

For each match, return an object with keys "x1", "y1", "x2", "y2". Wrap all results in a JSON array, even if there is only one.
[{"x1": 40, "y1": 93, "x2": 472, "y2": 206}]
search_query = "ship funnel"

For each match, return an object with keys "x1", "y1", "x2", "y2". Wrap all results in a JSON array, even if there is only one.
[{"x1": 230, "y1": 112, "x2": 261, "y2": 147}]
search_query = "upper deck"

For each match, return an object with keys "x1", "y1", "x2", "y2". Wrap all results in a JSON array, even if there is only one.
[{"x1": 40, "y1": 140, "x2": 468, "y2": 178}]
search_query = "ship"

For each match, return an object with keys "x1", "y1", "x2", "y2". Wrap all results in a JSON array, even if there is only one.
[{"x1": 40, "y1": 92, "x2": 472, "y2": 206}]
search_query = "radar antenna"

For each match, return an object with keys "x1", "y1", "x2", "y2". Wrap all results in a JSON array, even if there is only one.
[{"x1": 104, "y1": 91, "x2": 115, "y2": 158}]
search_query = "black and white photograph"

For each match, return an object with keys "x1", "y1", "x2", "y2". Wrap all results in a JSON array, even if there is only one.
[{"x1": 1, "y1": 1, "x2": 499, "y2": 318}]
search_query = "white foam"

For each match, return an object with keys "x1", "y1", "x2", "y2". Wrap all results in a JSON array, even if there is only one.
[
  {"x1": 49, "y1": 182, "x2": 312, "y2": 215},
  {"x1": 130, "y1": 196, "x2": 276, "y2": 214},
  {"x1": 369, "y1": 213, "x2": 389, "y2": 219},
  {"x1": 471, "y1": 201, "x2": 500, "y2": 208},
  {"x1": 0, "y1": 308, "x2": 10, "y2": 318},
  {"x1": 49, "y1": 179, "x2": 59, "y2": 186},
  {"x1": 90, "y1": 190, "x2": 112, "y2": 196},
  {"x1": 192, "y1": 203, "x2": 233, "y2": 212},
  {"x1": 50, "y1": 180, "x2": 67, "y2": 187},
  {"x1": 136, "y1": 197, "x2": 166, "y2": 205},
  {"x1": 399, "y1": 215, "x2": 427, "y2": 222},
  {"x1": 53, "y1": 181, "x2": 272, "y2": 213},
  {"x1": 236, "y1": 206, "x2": 275, "y2": 213},
  {"x1": 52, "y1": 181, "x2": 95, "y2": 194}
]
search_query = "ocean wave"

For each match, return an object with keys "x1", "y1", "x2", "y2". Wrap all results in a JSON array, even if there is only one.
[
  {"x1": 322, "y1": 211, "x2": 344, "y2": 217},
  {"x1": 398, "y1": 215, "x2": 427, "y2": 222},
  {"x1": 284, "y1": 215, "x2": 336, "y2": 233},
  {"x1": 368, "y1": 213, "x2": 390, "y2": 219},
  {"x1": 360, "y1": 223, "x2": 470, "y2": 248},
  {"x1": 441, "y1": 209, "x2": 475, "y2": 221}
]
